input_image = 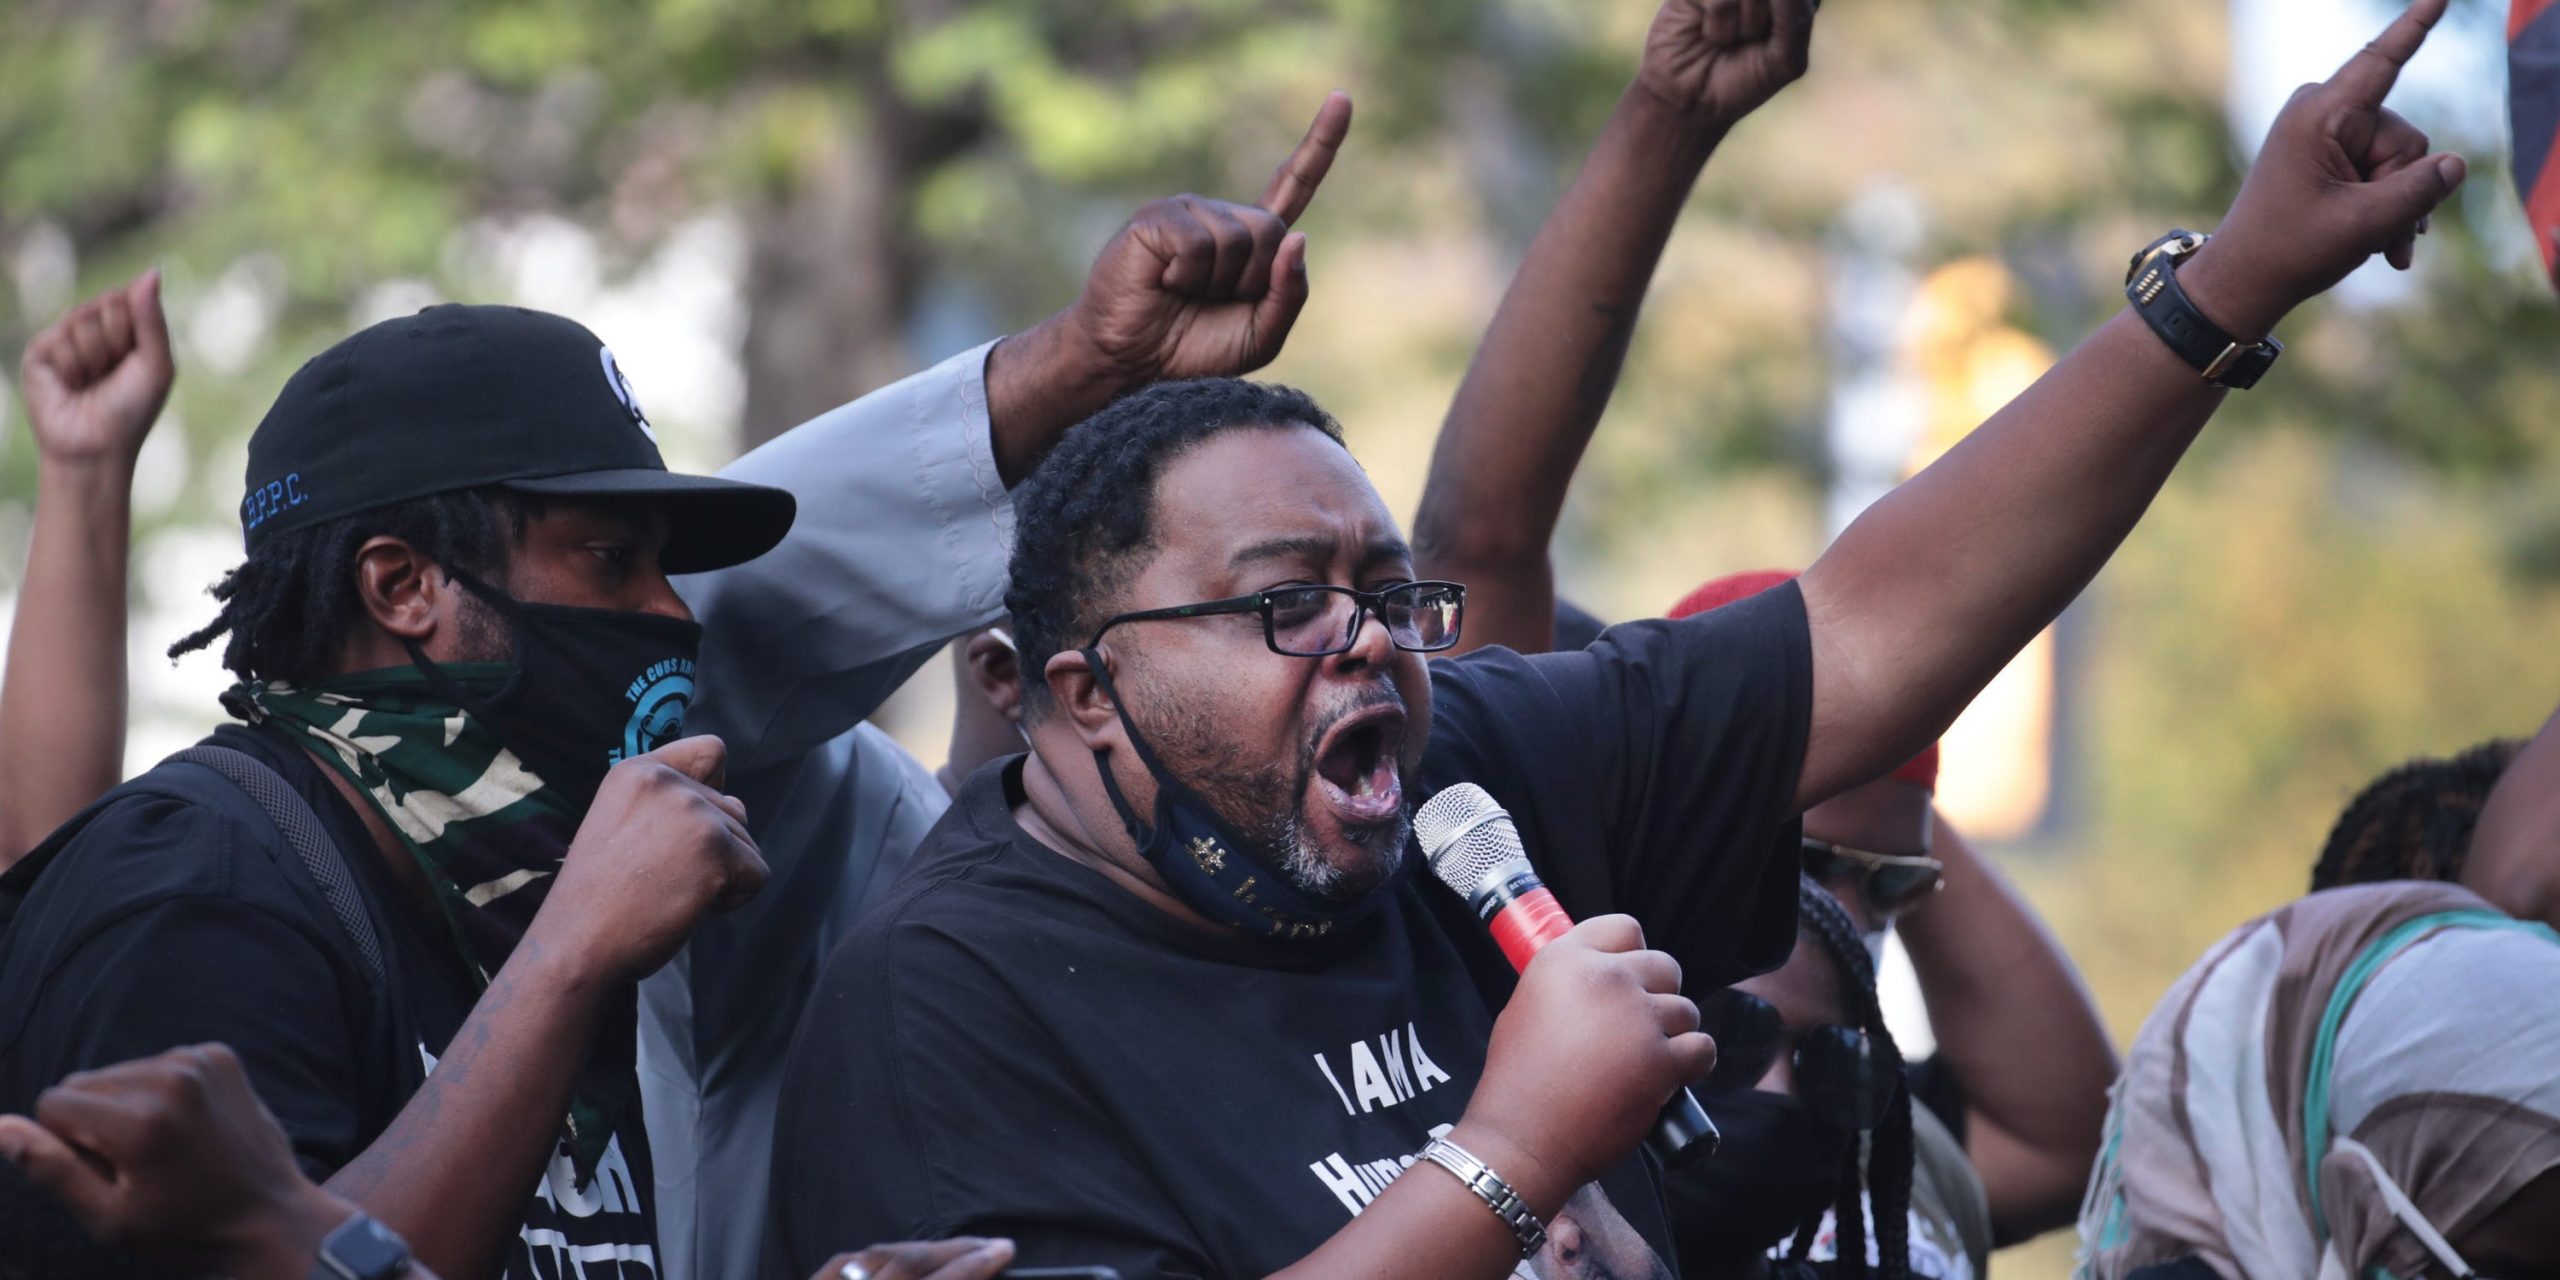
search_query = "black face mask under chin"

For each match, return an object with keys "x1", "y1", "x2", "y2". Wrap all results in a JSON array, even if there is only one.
[
  {"x1": 1669, "y1": 1089, "x2": 1855, "y2": 1276},
  {"x1": 406, "y1": 571, "x2": 705, "y2": 809},
  {"x1": 1081, "y1": 648, "x2": 1389, "y2": 942}
]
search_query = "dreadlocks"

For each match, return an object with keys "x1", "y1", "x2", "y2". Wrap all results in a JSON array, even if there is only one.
[
  {"x1": 2311, "y1": 739, "x2": 2524, "y2": 893},
  {"x1": 168, "y1": 488, "x2": 533, "y2": 684},
  {"x1": 1790, "y1": 875, "x2": 1915, "y2": 1280}
]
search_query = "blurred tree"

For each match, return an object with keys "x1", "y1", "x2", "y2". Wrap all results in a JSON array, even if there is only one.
[{"x1": 0, "y1": 0, "x2": 1495, "y2": 447}]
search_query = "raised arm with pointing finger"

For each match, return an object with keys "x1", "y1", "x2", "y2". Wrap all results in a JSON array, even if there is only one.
[
  {"x1": 1417, "y1": 0, "x2": 1811, "y2": 656},
  {"x1": 1, "y1": 271, "x2": 175, "y2": 868},
  {"x1": 1789, "y1": 0, "x2": 2466, "y2": 808},
  {"x1": 678, "y1": 92, "x2": 1350, "y2": 771}
]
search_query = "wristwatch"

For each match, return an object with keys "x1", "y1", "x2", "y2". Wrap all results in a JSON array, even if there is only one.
[
  {"x1": 310, "y1": 1212, "x2": 413, "y2": 1280},
  {"x1": 2124, "y1": 230, "x2": 2282, "y2": 389}
]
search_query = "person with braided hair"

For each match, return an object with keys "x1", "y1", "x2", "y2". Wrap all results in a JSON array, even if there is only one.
[
  {"x1": 2305, "y1": 700, "x2": 2560, "y2": 938},
  {"x1": 1669, "y1": 876, "x2": 1924, "y2": 1279},
  {"x1": 2309, "y1": 738, "x2": 2524, "y2": 892}
]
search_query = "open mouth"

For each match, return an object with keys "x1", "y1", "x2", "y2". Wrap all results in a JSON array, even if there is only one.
[{"x1": 1312, "y1": 702, "x2": 1407, "y2": 826}]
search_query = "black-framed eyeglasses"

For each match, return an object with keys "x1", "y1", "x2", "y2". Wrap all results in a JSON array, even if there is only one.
[
  {"x1": 1800, "y1": 837, "x2": 1944, "y2": 920},
  {"x1": 1696, "y1": 989, "x2": 1896, "y2": 1132},
  {"x1": 1087, "y1": 581, "x2": 1465, "y2": 657}
]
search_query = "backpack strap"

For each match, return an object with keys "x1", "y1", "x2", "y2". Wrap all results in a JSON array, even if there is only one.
[{"x1": 167, "y1": 745, "x2": 387, "y2": 993}]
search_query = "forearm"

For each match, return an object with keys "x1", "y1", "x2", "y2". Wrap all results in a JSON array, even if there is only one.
[
  {"x1": 683, "y1": 343, "x2": 1018, "y2": 769},
  {"x1": 0, "y1": 457, "x2": 136, "y2": 865},
  {"x1": 1794, "y1": 251, "x2": 2266, "y2": 805},
  {"x1": 1897, "y1": 813, "x2": 2114, "y2": 1240},
  {"x1": 1417, "y1": 89, "x2": 1723, "y2": 656},
  {"x1": 322, "y1": 933, "x2": 608, "y2": 1280},
  {"x1": 2461, "y1": 700, "x2": 2560, "y2": 927},
  {"x1": 1270, "y1": 1121, "x2": 1570, "y2": 1280},
  {"x1": 984, "y1": 312, "x2": 1142, "y2": 487}
]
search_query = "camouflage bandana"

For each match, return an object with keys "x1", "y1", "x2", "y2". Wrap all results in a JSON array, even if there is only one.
[{"x1": 226, "y1": 667, "x2": 635, "y2": 1186}]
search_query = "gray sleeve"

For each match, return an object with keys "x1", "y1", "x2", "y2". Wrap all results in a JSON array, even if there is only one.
[{"x1": 675, "y1": 340, "x2": 1011, "y2": 773}]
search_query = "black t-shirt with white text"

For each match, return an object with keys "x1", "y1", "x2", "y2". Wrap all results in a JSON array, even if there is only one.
[
  {"x1": 768, "y1": 582, "x2": 1813, "y2": 1279},
  {"x1": 0, "y1": 723, "x2": 659, "y2": 1278}
]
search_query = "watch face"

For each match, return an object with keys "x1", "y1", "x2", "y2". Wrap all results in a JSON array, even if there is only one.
[{"x1": 325, "y1": 1216, "x2": 412, "y2": 1279}]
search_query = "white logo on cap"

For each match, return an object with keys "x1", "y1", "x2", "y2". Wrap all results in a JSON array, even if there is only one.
[{"x1": 598, "y1": 346, "x2": 656, "y2": 445}]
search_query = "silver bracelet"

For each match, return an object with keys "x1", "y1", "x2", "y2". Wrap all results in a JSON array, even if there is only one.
[{"x1": 1417, "y1": 1136, "x2": 1547, "y2": 1258}]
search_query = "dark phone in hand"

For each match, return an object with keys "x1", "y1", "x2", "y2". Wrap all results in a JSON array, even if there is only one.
[{"x1": 1002, "y1": 1270, "x2": 1123, "y2": 1280}]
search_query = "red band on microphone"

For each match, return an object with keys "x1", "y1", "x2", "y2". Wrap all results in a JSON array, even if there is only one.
[{"x1": 1486, "y1": 885, "x2": 1575, "y2": 972}]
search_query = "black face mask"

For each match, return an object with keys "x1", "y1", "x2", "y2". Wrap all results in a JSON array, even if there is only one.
[
  {"x1": 410, "y1": 572, "x2": 705, "y2": 809},
  {"x1": 1670, "y1": 1089, "x2": 1854, "y2": 1275},
  {"x1": 1081, "y1": 649, "x2": 1388, "y2": 942}
]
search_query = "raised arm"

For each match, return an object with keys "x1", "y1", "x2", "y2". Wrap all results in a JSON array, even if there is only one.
[
  {"x1": 1895, "y1": 812, "x2": 2116, "y2": 1243},
  {"x1": 0, "y1": 272, "x2": 173, "y2": 866},
  {"x1": 1416, "y1": 0, "x2": 1812, "y2": 656},
  {"x1": 683, "y1": 95, "x2": 1350, "y2": 771},
  {"x1": 2459, "y1": 700, "x2": 2560, "y2": 927},
  {"x1": 1792, "y1": 0, "x2": 2466, "y2": 807}
]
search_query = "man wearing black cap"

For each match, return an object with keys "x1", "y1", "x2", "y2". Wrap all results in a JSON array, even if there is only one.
[{"x1": 0, "y1": 301, "x2": 785, "y2": 1280}]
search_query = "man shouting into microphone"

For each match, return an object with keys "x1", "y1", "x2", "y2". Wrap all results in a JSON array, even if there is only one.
[{"x1": 772, "y1": 0, "x2": 2469, "y2": 1276}]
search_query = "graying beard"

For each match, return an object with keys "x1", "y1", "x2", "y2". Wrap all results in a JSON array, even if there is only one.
[{"x1": 1271, "y1": 809, "x2": 1410, "y2": 903}]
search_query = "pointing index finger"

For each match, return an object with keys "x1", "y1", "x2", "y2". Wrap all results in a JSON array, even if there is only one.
[
  {"x1": 1256, "y1": 91, "x2": 1353, "y2": 226},
  {"x1": 2329, "y1": 0, "x2": 2446, "y2": 107}
]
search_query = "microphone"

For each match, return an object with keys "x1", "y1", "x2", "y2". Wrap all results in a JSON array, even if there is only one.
[{"x1": 1415, "y1": 782, "x2": 1720, "y2": 1169}]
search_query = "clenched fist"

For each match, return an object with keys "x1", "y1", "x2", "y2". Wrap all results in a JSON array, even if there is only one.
[
  {"x1": 1452, "y1": 916, "x2": 1714, "y2": 1210},
  {"x1": 1637, "y1": 0, "x2": 1817, "y2": 132},
  {"x1": 2201, "y1": 0, "x2": 2468, "y2": 338},
  {"x1": 0, "y1": 1044, "x2": 365, "y2": 1280},
  {"x1": 533, "y1": 734, "x2": 767, "y2": 983},
  {"x1": 19, "y1": 269, "x2": 174, "y2": 469}
]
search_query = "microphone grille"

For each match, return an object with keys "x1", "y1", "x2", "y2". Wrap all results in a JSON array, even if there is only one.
[{"x1": 1415, "y1": 782, "x2": 1528, "y2": 898}]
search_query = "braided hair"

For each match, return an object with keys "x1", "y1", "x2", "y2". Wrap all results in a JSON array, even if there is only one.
[
  {"x1": 2311, "y1": 739, "x2": 2524, "y2": 892},
  {"x1": 168, "y1": 488, "x2": 532, "y2": 683},
  {"x1": 1787, "y1": 875, "x2": 1915, "y2": 1280}
]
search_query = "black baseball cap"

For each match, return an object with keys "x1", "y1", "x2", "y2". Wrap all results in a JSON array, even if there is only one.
[{"x1": 239, "y1": 304, "x2": 795, "y2": 574}]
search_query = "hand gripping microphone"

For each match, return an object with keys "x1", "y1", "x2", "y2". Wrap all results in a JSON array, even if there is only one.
[{"x1": 1416, "y1": 782, "x2": 1720, "y2": 1168}]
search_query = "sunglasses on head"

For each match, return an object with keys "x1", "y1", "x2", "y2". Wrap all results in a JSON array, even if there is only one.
[
  {"x1": 1799, "y1": 837, "x2": 1944, "y2": 921},
  {"x1": 1696, "y1": 989, "x2": 1896, "y2": 1132}
]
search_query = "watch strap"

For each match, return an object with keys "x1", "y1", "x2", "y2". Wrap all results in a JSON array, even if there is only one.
[
  {"x1": 2125, "y1": 233, "x2": 2282, "y2": 390},
  {"x1": 309, "y1": 1212, "x2": 413, "y2": 1280},
  {"x1": 1418, "y1": 1136, "x2": 1548, "y2": 1258}
]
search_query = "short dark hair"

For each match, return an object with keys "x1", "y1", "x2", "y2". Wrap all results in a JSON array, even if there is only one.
[
  {"x1": 169, "y1": 487, "x2": 538, "y2": 684},
  {"x1": 2311, "y1": 739, "x2": 2526, "y2": 891},
  {"x1": 1004, "y1": 378, "x2": 1346, "y2": 715}
]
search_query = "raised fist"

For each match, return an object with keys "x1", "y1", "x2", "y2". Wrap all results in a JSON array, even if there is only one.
[
  {"x1": 2205, "y1": 0, "x2": 2467, "y2": 336},
  {"x1": 19, "y1": 270, "x2": 175, "y2": 468},
  {"x1": 1636, "y1": 0, "x2": 1817, "y2": 132},
  {"x1": 1062, "y1": 92, "x2": 1351, "y2": 384}
]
